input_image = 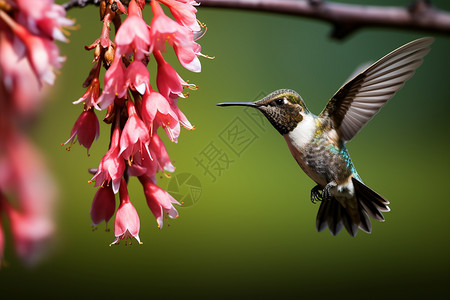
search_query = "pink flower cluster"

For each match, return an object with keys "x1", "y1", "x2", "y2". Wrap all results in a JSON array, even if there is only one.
[
  {"x1": 66, "y1": 0, "x2": 206, "y2": 245},
  {"x1": 0, "y1": 0, "x2": 72, "y2": 267}
]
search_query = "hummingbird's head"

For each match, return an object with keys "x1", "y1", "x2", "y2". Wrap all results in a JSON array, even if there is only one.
[{"x1": 217, "y1": 89, "x2": 309, "y2": 135}]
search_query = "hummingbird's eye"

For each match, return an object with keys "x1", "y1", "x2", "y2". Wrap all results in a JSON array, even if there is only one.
[{"x1": 274, "y1": 98, "x2": 285, "y2": 106}]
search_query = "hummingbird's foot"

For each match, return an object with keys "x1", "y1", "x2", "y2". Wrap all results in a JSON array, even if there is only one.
[
  {"x1": 322, "y1": 182, "x2": 337, "y2": 201},
  {"x1": 310, "y1": 185, "x2": 323, "y2": 203}
]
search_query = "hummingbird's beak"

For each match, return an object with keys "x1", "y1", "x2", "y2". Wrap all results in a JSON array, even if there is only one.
[{"x1": 216, "y1": 102, "x2": 260, "y2": 108}]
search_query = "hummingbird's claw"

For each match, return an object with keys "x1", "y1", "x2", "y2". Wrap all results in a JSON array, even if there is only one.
[
  {"x1": 310, "y1": 185, "x2": 323, "y2": 203},
  {"x1": 322, "y1": 188, "x2": 331, "y2": 201},
  {"x1": 322, "y1": 182, "x2": 337, "y2": 201}
]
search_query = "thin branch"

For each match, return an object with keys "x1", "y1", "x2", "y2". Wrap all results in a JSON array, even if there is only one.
[
  {"x1": 62, "y1": 0, "x2": 450, "y2": 39},
  {"x1": 62, "y1": 0, "x2": 100, "y2": 10},
  {"x1": 197, "y1": 0, "x2": 450, "y2": 39}
]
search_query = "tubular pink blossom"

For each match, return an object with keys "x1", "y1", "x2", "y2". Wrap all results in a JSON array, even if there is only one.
[
  {"x1": 15, "y1": 28, "x2": 62, "y2": 85},
  {"x1": 169, "y1": 98, "x2": 193, "y2": 130},
  {"x1": 0, "y1": 10, "x2": 64, "y2": 85},
  {"x1": 139, "y1": 175, "x2": 180, "y2": 229},
  {"x1": 90, "y1": 185, "x2": 116, "y2": 228},
  {"x1": 111, "y1": 179, "x2": 142, "y2": 245},
  {"x1": 149, "y1": 1, "x2": 194, "y2": 53},
  {"x1": 149, "y1": 1, "x2": 202, "y2": 72},
  {"x1": 125, "y1": 60, "x2": 150, "y2": 95},
  {"x1": 126, "y1": 132, "x2": 174, "y2": 177},
  {"x1": 5, "y1": 203, "x2": 54, "y2": 267},
  {"x1": 119, "y1": 100, "x2": 151, "y2": 162},
  {"x1": 115, "y1": 0, "x2": 150, "y2": 61},
  {"x1": 141, "y1": 88, "x2": 178, "y2": 124},
  {"x1": 65, "y1": 109, "x2": 100, "y2": 155},
  {"x1": 127, "y1": 141, "x2": 158, "y2": 178},
  {"x1": 6, "y1": 131, "x2": 57, "y2": 219},
  {"x1": 141, "y1": 88, "x2": 180, "y2": 142},
  {"x1": 96, "y1": 57, "x2": 127, "y2": 110},
  {"x1": 159, "y1": 0, "x2": 201, "y2": 32},
  {"x1": 149, "y1": 133, "x2": 175, "y2": 172},
  {"x1": 15, "y1": 0, "x2": 74, "y2": 42},
  {"x1": 157, "y1": 112, "x2": 181, "y2": 143},
  {"x1": 149, "y1": 1, "x2": 178, "y2": 53},
  {"x1": 0, "y1": 32, "x2": 41, "y2": 116},
  {"x1": 73, "y1": 78, "x2": 101, "y2": 109},
  {"x1": 154, "y1": 51, "x2": 185, "y2": 99},
  {"x1": 91, "y1": 123, "x2": 125, "y2": 194},
  {"x1": 173, "y1": 41, "x2": 202, "y2": 73}
]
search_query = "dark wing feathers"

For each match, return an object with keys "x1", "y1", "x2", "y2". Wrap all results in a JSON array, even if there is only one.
[{"x1": 320, "y1": 37, "x2": 433, "y2": 142}]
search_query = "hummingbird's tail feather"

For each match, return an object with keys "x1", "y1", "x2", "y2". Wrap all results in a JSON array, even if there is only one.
[
  {"x1": 316, "y1": 198, "x2": 345, "y2": 236},
  {"x1": 352, "y1": 177, "x2": 390, "y2": 222},
  {"x1": 315, "y1": 178, "x2": 390, "y2": 236},
  {"x1": 316, "y1": 198, "x2": 358, "y2": 236},
  {"x1": 357, "y1": 206, "x2": 372, "y2": 234},
  {"x1": 316, "y1": 200, "x2": 330, "y2": 233},
  {"x1": 341, "y1": 204, "x2": 359, "y2": 237},
  {"x1": 327, "y1": 199, "x2": 344, "y2": 236}
]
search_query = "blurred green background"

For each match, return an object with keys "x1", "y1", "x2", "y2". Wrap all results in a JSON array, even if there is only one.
[{"x1": 1, "y1": 0, "x2": 450, "y2": 299}]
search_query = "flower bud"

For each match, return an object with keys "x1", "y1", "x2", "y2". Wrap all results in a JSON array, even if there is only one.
[
  {"x1": 94, "y1": 44, "x2": 102, "y2": 62},
  {"x1": 99, "y1": 0, "x2": 107, "y2": 21},
  {"x1": 104, "y1": 44, "x2": 115, "y2": 67}
]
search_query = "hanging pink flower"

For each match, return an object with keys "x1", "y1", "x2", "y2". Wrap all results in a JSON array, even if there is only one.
[
  {"x1": 139, "y1": 175, "x2": 179, "y2": 229},
  {"x1": 166, "y1": 97, "x2": 194, "y2": 131},
  {"x1": 149, "y1": 1, "x2": 181, "y2": 53},
  {"x1": 149, "y1": 133, "x2": 176, "y2": 173},
  {"x1": 149, "y1": 1, "x2": 196, "y2": 52},
  {"x1": 149, "y1": 1, "x2": 203, "y2": 73},
  {"x1": 141, "y1": 88, "x2": 181, "y2": 142},
  {"x1": 127, "y1": 142, "x2": 158, "y2": 179},
  {"x1": 3, "y1": 131, "x2": 56, "y2": 221},
  {"x1": 90, "y1": 185, "x2": 116, "y2": 229},
  {"x1": 119, "y1": 100, "x2": 151, "y2": 162},
  {"x1": 0, "y1": 32, "x2": 41, "y2": 116},
  {"x1": 0, "y1": 10, "x2": 66, "y2": 86},
  {"x1": 154, "y1": 51, "x2": 185, "y2": 99},
  {"x1": 125, "y1": 60, "x2": 150, "y2": 95},
  {"x1": 96, "y1": 57, "x2": 127, "y2": 110},
  {"x1": 173, "y1": 41, "x2": 202, "y2": 72},
  {"x1": 114, "y1": 0, "x2": 150, "y2": 61},
  {"x1": 1, "y1": 131, "x2": 57, "y2": 266},
  {"x1": 73, "y1": 77, "x2": 101, "y2": 109},
  {"x1": 159, "y1": 0, "x2": 201, "y2": 32},
  {"x1": 64, "y1": 109, "x2": 100, "y2": 155},
  {"x1": 91, "y1": 122, "x2": 125, "y2": 194},
  {"x1": 5, "y1": 204, "x2": 54, "y2": 266},
  {"x1": 111, "y1": 179, "x2": 142, "y2": 245},
  {"x1": 15, "y1": 0, "x2": 74, "y2": 42}
]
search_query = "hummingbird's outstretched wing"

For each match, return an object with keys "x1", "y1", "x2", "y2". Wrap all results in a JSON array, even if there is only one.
[{"x1": 319, "y1": 37, "x2": 433, "y2": 142}]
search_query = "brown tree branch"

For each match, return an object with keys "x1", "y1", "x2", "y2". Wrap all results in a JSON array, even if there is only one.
[
  {"x1": 62, "y1": 0, "x2": 450, "y2": 39},
  {"x1": 62, "y1": 0, "x2": 100, "y2": 10},
  {"x1": 197, "y1": 0, "x2": 450, "y2": 39}
]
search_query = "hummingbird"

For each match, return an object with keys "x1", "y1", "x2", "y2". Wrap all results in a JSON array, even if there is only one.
[{"x1": 217, "y1": 37, "x2": 433, "y2": 236}]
